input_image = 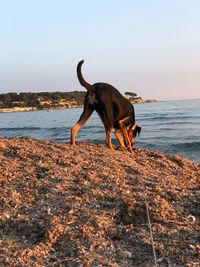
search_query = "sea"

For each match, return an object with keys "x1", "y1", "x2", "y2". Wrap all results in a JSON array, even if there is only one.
[{"x1": 0, "y1": 99, "x2": 200, "y2": 162}]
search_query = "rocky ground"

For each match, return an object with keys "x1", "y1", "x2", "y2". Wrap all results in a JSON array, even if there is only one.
[{"x1": 0, "y1": 137, "x2": 199, "y2": 267}]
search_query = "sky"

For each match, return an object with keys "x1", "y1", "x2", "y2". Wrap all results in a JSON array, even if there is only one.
[{"x1": 0, "y1": 0, "x2": 200, "y2": 100}]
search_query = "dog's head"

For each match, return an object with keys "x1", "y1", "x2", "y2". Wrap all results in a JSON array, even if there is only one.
[{"x1": 128, "y1": 125, "x2": 141, "y2": 145}]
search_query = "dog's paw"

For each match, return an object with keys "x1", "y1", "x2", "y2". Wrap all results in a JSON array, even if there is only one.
[{"x1": 117, "y1": 146, "x2": 126, "y2": 151}]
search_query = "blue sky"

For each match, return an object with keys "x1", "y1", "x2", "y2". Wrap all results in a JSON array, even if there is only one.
[{"x1": 0, "y1": 0, "x2": 199, "y2": 100}]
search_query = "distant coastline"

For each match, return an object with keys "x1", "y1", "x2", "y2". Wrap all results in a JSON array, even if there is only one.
[
  {"x1": 0, "y1": 105, "x2": 83, "y2": 113},
  {"x1": 0, "y1": 100, "x2": 158, "y2": 113},
  {"x1": 0, "y1": 91, "x2": 85, "y2": 113},
  {"x1": 0, "y1": 91, "x2": 158, "y2": 113}
]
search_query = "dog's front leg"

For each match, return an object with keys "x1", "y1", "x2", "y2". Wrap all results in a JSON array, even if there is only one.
[
  {"x1": 115, "y1": 129, "x2": 126, "y2": 147},
  {"x1": 119, "y1": 118, "x2": 133, "y2": 152}
]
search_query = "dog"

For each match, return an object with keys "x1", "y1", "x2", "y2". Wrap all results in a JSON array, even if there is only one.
[{"x1": 71, "y1": 60, "x2": 141, "y2": 152}]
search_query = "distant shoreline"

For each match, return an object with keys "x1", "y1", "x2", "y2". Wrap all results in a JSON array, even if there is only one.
[
  {"x1": 0, "y1": 100, "x2": 158, "y2": 113},
  {"x1": 0, "y1": 105, "x2": 83, "y2": 113}
]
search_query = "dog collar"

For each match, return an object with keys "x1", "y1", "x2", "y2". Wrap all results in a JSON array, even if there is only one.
[
  {"x1": 128, "y1": 123, "x2": 136, "y2": 136},
  {"x1": 128, "y1": 127, "x2": 133, "y2": 135},
  {"x1": 131, "y1": 123, "x2": 136, "y2": 131}
]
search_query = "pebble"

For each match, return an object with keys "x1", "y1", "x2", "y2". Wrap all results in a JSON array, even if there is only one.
[{"x1": 118, "y1": 250, "x2": 132, "y2": 258}]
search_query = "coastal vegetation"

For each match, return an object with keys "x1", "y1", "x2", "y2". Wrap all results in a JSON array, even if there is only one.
[
  {"x1": 0, "y1": 91, "x2": 156, "y2": 112},
  {"x1": 0, "y1": 91, "x2": 86, "y2": 111}
]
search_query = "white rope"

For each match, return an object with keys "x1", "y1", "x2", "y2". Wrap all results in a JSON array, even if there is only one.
[{"x1": 144, "y1": 195, "x2": 158, "y2": 267}]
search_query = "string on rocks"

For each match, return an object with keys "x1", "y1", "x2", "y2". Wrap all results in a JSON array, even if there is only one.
[{"x1": 144, "y1": 186, "x2": 158, "y2": 267}]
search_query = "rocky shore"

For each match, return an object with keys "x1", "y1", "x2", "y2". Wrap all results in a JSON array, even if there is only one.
[
  {"x1": 0, "y1": 137, "x2": 199, "y2": 266},
  {"x1": 0, "y1": 100, "x2": 157, "y2": 113},
  {"x1": 0, "y1": 106, "x2": 81, "y2": 113}
]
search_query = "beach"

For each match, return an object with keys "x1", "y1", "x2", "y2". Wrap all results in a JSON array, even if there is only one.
[{"x1": 0, "y1": 137, "x2": 199, "y2": 266}]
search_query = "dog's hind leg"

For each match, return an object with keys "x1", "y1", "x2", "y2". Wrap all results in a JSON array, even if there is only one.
[
  {"x1": 71, "y1": 107, "x2": 94, "y2": 145},
  {"x1": 105, "y1": 125, "x2": 114, "y2": 150}
]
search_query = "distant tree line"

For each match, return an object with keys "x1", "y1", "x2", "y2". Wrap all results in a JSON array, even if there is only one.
[
  {"x1": 0, "y1": 90, "x2": 143, "y2": 109},
  {"x1": 0, "y1": 91, "x2": 86, "y2": 109}
]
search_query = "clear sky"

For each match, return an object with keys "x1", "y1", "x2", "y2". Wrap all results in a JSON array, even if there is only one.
[{"x1": 0, "y1": 0, "x2": 200, "y2": 100}]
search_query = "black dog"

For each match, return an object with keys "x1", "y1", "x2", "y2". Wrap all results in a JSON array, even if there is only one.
[{"x1": 71, "y1": 60, "x2": 141, "y2": 152}]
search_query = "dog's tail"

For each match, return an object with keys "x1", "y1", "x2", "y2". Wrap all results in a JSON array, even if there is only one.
[{"x1": 77, "y1": 60, "x2": 95, "y2": 92}]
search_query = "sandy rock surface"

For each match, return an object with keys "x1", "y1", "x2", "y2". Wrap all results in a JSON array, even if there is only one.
[{"x1": 0, "y1": 137, "x2": 199, "y2": 267}]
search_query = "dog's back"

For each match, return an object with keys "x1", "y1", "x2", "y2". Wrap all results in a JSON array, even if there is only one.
[
  {"x1": 93, "y1": 83, "x2": 134, "y2": 124},
  {"x1": 77, "y1": 60, "x2": 134, "y2": 124}
]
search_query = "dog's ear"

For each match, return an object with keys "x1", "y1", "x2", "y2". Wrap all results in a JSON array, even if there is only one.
[
  {"x1": 136, "y1": 126, "x2": 141, "y2": 137},
  {"x1": 133, "y1": 125, "x2": 141, "y2": 137}
]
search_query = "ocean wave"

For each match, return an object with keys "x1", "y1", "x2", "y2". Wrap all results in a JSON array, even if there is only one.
[
  {"x1": 0, "y1": 126, "x2": 69, "y2": 131},
  {"x1": 0, "y1": 127, "x2": 42, "y2": 131},
  {"x1": 172, "y1": 141, "x2": 200, "y2": 151},
  {"x1": 142, "y1": 115, "x2": 199, "y2": 121}
]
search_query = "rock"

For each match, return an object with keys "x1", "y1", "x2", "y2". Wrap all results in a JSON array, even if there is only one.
[{"x1": 118, "y1": 250, "x2": 132, "y2": 258}]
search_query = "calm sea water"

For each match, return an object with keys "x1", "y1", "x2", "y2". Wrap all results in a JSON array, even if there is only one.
[{"x1": 0, "y1": 99, "x2": 200, "y2": 162}]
